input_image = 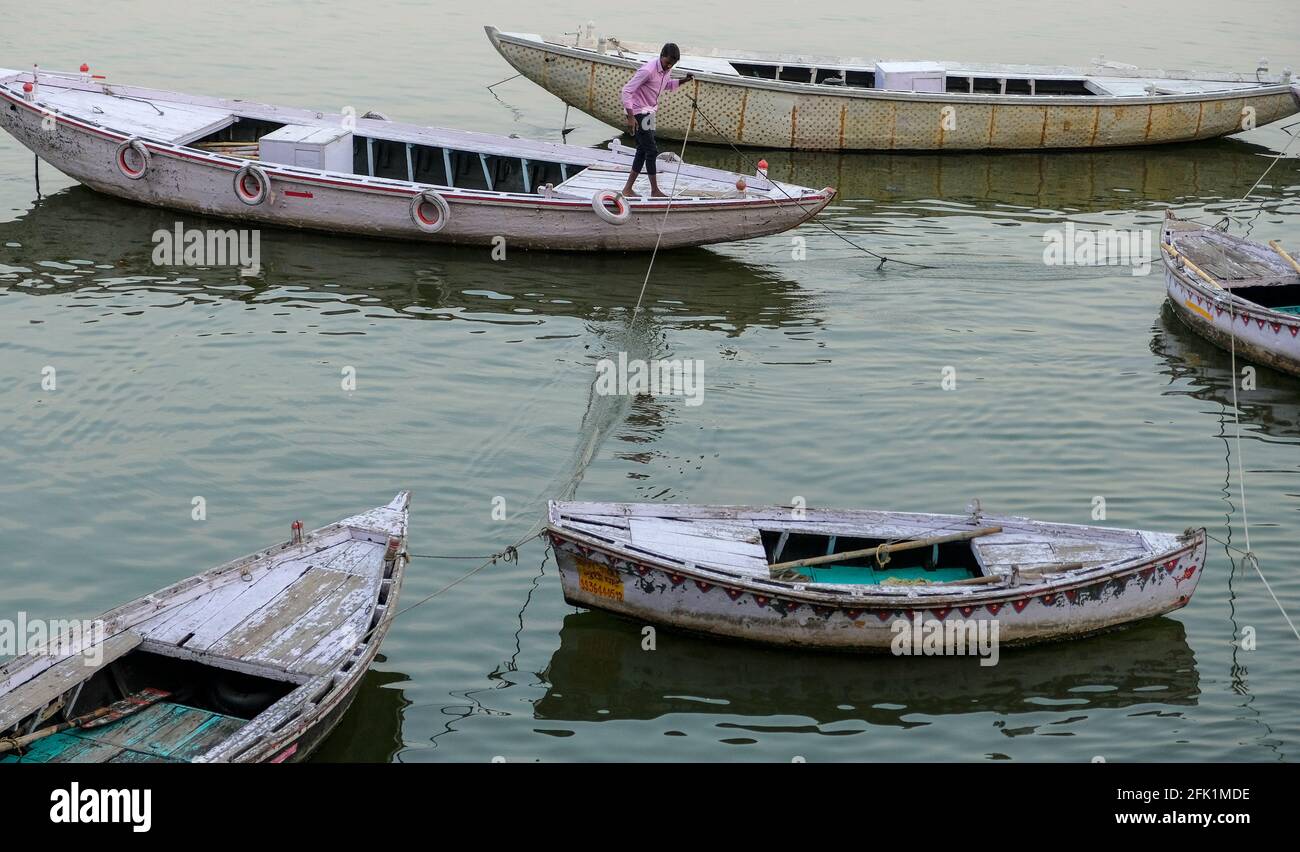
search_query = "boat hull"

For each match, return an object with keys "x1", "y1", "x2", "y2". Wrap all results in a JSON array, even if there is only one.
[
  {"x1": 548, "y1": 530, "x2": 1205, "y2": 651},
  {"x1": 489, "y1": 30, "x2": 1300, "y2": 152},
  {"x1": 1161, "y1": 230, "x2": 1300, "y2": 378},
  {"x1": 1163, "y1": 268, "x2": 1300, "y2": 378},
  {"x1": 0, "y1": 85, "x2": 829, "y2": 252}
]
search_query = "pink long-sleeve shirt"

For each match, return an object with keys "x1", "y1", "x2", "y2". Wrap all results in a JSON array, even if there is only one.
[{"x1": 621, "y1": 57, "x2": 682, "y2": 115}]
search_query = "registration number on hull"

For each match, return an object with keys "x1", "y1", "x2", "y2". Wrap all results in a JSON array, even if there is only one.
[{"x1": 575, "y1": 557, "x2": 624, "y2": 601}]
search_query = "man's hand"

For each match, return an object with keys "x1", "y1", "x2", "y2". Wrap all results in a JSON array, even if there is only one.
[
  {"x1": 682, "y1": 73, "x2": 695, "y2": 84},
  {"x1": 626, "y1": 113, "x2": 636, "y2": 133}
]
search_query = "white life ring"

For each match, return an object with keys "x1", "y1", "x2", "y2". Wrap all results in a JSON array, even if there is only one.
[
  {"x1": 114, "y1": 137, "x2": 150, "y2": 180},
  {"x1": 592, "y1": 190, "x2": 630, "y2": 225},
  {"x1": 234, "y1": 164, "x2": 271, "y2": 206},
  {"x1": 409, "y1": 189, "x2": 451, "y2": 233}
]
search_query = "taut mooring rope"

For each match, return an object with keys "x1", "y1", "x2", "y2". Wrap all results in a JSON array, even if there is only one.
[{"x1": 682, "y1": 91, "x2": 938, "y2": 270}]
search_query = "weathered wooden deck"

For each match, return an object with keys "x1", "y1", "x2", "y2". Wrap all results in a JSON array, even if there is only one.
[
  {"x1": 552, "y1": 502, "x2": 1169, "y2": 581},
  {"x1": 1171, "y1": 226, "x2": 1298, "y2": 286}
]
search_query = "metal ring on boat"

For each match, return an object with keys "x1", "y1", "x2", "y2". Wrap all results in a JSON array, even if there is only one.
[
  {"x1": 592, "y1": 190, "x2": 630, "y2": 225},
  {"x1": 114, "y1": 137, "x2": 151, "y2": 180},
  {"x1": 409, "y1": 189, "x2": 451, "y2": 233},
  {"x1": 234, "y1": 164, "x2": 272, "y2": 206}
]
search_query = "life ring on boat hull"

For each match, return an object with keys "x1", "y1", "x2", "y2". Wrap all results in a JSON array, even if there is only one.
[
  {"x1": 234, "y1": 164, "x2": 272, "y2": 206},
  {"x1": 592, "y1": 190, "x2": 630, "y2": 225},
  {"x1": 114, "y1": 137, "x2": 151, "y2": 180},
  {"x1": 409, "y1": 189, "x2": 451, "y2": 234}
]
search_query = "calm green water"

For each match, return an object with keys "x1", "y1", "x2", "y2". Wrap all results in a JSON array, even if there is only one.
[{"x1": 2, "y1": 1, "x2": 1299, "y2": 762}]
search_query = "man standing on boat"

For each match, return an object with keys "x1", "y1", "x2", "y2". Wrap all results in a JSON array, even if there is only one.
[{"x1": 620, "y1": 43, "x2": 693, "y2": 199}]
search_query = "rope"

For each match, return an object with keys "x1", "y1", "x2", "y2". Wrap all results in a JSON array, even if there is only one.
[
  {"x1": 1217, "y1": 122, "x2": 1299, "y2": 233},
  {"x1": 409, "y1": 549, "x2": 519, "y2": 561},
  {"x1": 682, "y1": 92, "x2": 938, "y2": 270},
  {"x1": 392, "y1": 531, "x2": 539, "y2": 622},
  {"x1": 1183, "y1": 127, "x2": 1300, "y2": 643},
  {"x1": 629, "y1": 111, "x2": 692, "y2": 326},
  {"x1": 485, "y1": 73, "x2": 522, "y2": 91},
  {"x1": 1206, "y1": 533, "x2": 1299, "y2": 643}
]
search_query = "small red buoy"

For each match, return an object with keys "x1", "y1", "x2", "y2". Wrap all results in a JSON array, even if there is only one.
[
  {"x1": 735, "y1": 177, "x2": 747, "y2": 192},
  {"x1": 291, "y1": 519, "x2": 303, "y2": 544},
  {"x1": 80, "y1": 63, "x2": 89, "y2": 73},
  {"x1": 756, "y1": 158, "x2": 769, "y2": 178},
  {"x1": 22, "y1": 82, "x2": 32, "y2": 93},
  {"x1": 21, "y1": 81, "x2": 33, "y2": 101}
]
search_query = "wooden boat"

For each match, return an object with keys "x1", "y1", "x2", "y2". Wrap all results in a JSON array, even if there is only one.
[
  {"x1": 0, "y1": 68, "x2": 833, "y2": 251},
  {"x1": 545, "y1": 501, "x2": 1207, "y2": 650},
  {"x1": 487, "y1": 26, "x2": 1300, "y2": 151},
  {"x1": 0, "y1": 493, "x2": 409, "y2": 763},
  {"x1": 1161, "y1": 214, "x2": 1300, "y2": 377}
]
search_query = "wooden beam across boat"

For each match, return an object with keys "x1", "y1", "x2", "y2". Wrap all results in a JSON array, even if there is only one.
[
  {"x1": 1268, "y1": 240, "x2": 1300, "y2": 275},
  {"x1": 768, "y1": 526, "x2": 1003, "y2": 576}
]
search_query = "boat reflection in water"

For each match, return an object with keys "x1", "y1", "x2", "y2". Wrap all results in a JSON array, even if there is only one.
[
  {"x1": 536, "y1": 611, "x2": 1198, "y2": 728},
  {"x1": 1152, "y1": 304, "x2": 1300, "y2": 439},
  {"x1": 683, "y1": 138, "x2": 1294, "y2": 210},
  {"x1": 307, "y1": 667, "x2": 411, "y2": 763},
  {"x1": 0, "y1": 186, "x2": 817, "y2": 336}
]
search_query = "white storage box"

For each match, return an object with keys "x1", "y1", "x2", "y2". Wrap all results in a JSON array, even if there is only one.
[
  {"x1": 874, "y1": 61, "x2": 947, "y2": 93},
  {"x1": 258, "y1": 124, "x2": 353, "y2": 173}
]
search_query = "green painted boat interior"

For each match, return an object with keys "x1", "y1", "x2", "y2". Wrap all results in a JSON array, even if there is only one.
[
  {"x1": 760, "y1": 530, "x2": 983, "y2": 584},
  {"x1": 1274, "y1": 305, "x2": 1300, "y2": 315},
  {"x1": 800, "y1": 564, "x2": 976, "y2": 585},
  {"x1": 1, "y1": 702, "x2": 245, "y2": 763},
  {"x1": 1, "y1": 649, "x2": 297, "y2": 763}
]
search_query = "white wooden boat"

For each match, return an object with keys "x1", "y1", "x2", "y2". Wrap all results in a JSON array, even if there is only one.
[
  {"x1": 0, "y1": 67, "x2": 833, "y2": 251},
  {"x1": 0, "y1": 493, "x2": 409, "y2": 763},
  {"x1": 488, "y1": 26, "x2": 1300, "y2": 151},
  {"x1": 1162, "y1": 214, "x2": 1300, "y2": 377},
  {"x1": 546, "y1": 501, "x2": 1206, "y2": 650}
]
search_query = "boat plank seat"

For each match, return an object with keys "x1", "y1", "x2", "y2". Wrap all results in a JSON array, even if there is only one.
[
  {"x1": 627, "y1": 516, "x2": 769, "y2": 573},
  {"x1": 974, "y1": 532, "x2": 1148, "y2": 576},
  {"x1": 1, "y1": 702, "x2": 245, "y2": 763},
  {"x1": 0, "y1": 631, "x2": 141, "y2": 734}
]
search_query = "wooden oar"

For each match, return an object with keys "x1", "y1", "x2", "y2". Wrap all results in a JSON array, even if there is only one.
[
  {"x1": 0, "y1": 688, "x2": 170, "y2": 755},
  {"x1": 1268, "y1": 240, "x2": 1300, "y2": 276},
  {"x1": 1161, "y1": 243, "x2": 1224, "y2": 290},
  {"x1": 768, "y1": 526, "x2": 1003, "y2": 577}
]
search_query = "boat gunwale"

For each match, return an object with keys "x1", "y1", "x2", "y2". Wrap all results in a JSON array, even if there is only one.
[
  {"x1": 545, "y1": 513, "x2": 1205, "y2": 608},
  {"x1": 490, "y1": 29, "x2": 1296, "y2": 108}
]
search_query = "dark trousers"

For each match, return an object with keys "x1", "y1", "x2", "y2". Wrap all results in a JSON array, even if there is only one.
[{"x1": 632, "y1": 113, "x2": 658, "y2": 176}]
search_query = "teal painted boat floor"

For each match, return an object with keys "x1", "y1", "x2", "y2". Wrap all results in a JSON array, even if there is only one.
[
  {"x1": 1, "y1": 702, "x2": 245, "y2": 763},
  {"x1": 801, "y1": 564, "x2": 975, "y2": 585},
  {"x1": 1275, "y1": 306, "x2": 1300, "y2": 315}
]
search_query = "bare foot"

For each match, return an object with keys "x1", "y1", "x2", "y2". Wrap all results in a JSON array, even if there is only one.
[{"x1": 651, "y1": 191, "x2": 669, "y2": 198}]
